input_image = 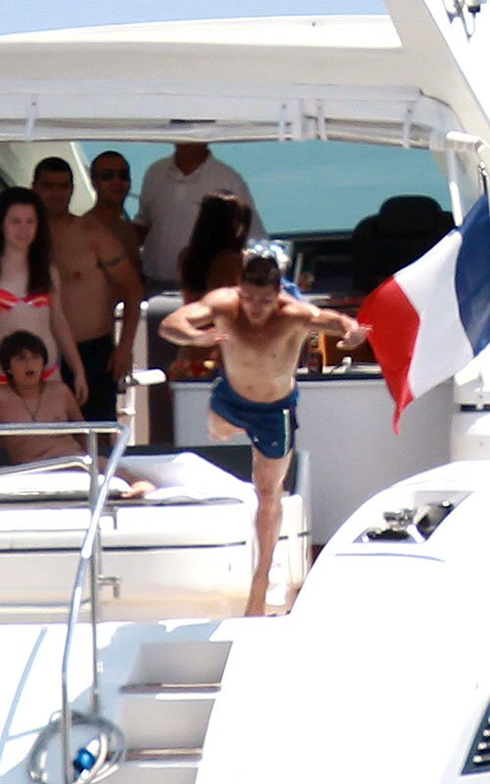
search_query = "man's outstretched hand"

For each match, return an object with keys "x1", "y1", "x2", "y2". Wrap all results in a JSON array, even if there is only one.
[
  {"x1": 336, "y1": 324, "x2": 370, "y2": 351},
  {"x1": 193, "y1": 327, "x2": 228, "y2": 347}
]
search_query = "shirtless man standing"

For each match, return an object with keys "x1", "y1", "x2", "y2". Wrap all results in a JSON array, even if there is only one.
[
  {"x1": 86, "y1": 150, "x2": 141, "y2": 268},
  {"x1": 159, "y1": 253, "x2": 367, "y2": 615},
  {"x1": 33, "y1": 157, "x2": 144, "y2": 422}
]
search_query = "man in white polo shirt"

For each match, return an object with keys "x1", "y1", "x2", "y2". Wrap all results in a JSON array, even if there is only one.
[{"x1": 134, "y1": 142, "x2": 266, "y2": 295}]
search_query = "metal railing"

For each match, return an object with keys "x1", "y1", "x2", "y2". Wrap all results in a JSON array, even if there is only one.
[
  {"x1": 0, "y1": 453, "x2": 93, "y2": 476},
  {"x1": 0, "y1": 421, "x2": 130, "y2": 783},
  {"x1": 61, "y1": 423, "x2": 130, "y2": 783}
]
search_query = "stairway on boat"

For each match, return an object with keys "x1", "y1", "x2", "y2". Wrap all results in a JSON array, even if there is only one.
[
  {"x1": 0, "y1": 621, "x2": 239, "y2": 784},
  {"x1": 108, "y1": 634, "x2": 232, "y2": 784}
]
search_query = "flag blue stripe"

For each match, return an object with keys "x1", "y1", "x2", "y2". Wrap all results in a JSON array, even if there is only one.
[{"x1": 455, "y1": 194, "x2": 490, "y2": 355}]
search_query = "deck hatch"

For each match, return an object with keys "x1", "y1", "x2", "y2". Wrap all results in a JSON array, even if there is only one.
[
  {"x1": 462, "y1": 701, "x2": 490, "y2": 775},
  {"x1": 356, "y1": 500, "x2": 456, "y2": 544}
]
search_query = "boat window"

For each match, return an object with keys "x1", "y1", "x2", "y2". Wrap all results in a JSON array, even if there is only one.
[{"x1": 81, "y1": 138, "x2": 450, "y2": 235}]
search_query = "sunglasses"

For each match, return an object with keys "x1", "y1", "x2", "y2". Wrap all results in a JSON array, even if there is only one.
[{"x1": 97, "y1": 168, "x2": 130, "y2": 182}]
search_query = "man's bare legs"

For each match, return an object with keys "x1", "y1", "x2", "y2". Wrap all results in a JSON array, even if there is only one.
[
  {"x1": 208, "y1": 408, "x2": 245, "y2": 441},
  {"x1": 246, "y1": 447, "x2": 291, "y2": 616},
  {"x1": 208, "y1": 408, "x2": 291, "y2": 616}
]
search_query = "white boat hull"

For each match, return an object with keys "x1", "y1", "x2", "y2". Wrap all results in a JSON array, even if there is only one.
[{"x1": 3, "y1": 460, "x2": 490, "y2": 783}]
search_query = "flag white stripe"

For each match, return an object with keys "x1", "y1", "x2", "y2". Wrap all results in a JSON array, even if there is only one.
[{"x1": 394, "y1": 231, "x2": 474, "y2": 398}]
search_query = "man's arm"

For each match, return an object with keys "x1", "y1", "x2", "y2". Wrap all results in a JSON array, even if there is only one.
[
  {"x1": 96, "y1": 229, "x2": 144, "y2": 381},
  {"x1": 49, "y1": 268, "x2": 89, "y2": 405},
  {"x1": 132, "y1": 222, "x2": 149, "y2": 247},
  {"x1": 117, "y1": 222, "x2": 142, "y2": 269},
  {"x1": 308, "y1": 305, "x2": 367, "y2": 350},
  {"x1": 125, "y1": 224, "x2": 143, "y2": 269},
  {"x1": 159, "y1": 297, "x2": 227, "y2": 347},
  {"x1": 132, "y1": 168, "x2": 152, "y2": 246},
  {"x1": 63, "y1": 382, "x2": 87, "y2": 451}
]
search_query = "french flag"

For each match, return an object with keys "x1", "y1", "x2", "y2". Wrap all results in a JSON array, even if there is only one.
[{"x1": 358, "y1": 194, "x2": 490, "y2": 432}]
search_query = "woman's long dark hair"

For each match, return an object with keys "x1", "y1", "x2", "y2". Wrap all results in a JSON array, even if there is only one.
[
  {"x1": 0, "y1": 187, "x2": 52, "y2": 294},
  {"x1": 180, "y1": 191, "x2": 252, "y2": 293}
]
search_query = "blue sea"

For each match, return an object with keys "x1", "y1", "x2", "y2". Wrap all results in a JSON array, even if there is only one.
[{"x1": 82, "y1": 139, "x2": 450, "y2": 235}]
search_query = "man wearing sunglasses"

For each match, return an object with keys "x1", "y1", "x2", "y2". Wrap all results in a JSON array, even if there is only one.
[
  {"x1": 87, "y1": 150, "x2": 141, "y2": 269},
  {"x1": 33, "y1": 156, "x2": 144, "y2": 428}
]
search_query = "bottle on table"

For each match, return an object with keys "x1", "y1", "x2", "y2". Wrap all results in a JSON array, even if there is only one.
[{"x1": 306, "y1": 331, "x2": 324, "y2": 374}]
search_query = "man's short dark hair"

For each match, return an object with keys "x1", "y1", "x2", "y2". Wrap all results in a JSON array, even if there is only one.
[
  {"x1": 0, "y1": 331, "x2": 48, "y2": 375},
  {"x1": 90, "y1": 150, "x2": 129, "y2": 180},
  {"x1": 33, "y1": 157, "x2": 74, "y2": 186},
  {"x1": 242, "y1": 253, "x2": 281, "y2": 291}
]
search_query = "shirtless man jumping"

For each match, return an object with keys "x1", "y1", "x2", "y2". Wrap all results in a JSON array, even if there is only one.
[
  {"x1": 33, "y1": 157, "x2": 144, "y2": 423},
  {"x1": 159, "y1": 253, "x2": 367, "y2": 615}
]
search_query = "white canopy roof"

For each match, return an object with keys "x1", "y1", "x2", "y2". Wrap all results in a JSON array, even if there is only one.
[{"x1": 0, "y1": 14, "x2": 468, "y2": 147}]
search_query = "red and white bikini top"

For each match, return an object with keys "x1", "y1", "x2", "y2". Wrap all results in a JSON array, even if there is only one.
[
  {"x1": 0, "y1": 287, "x2": 56, "y2": 383},
  {"x1": 0, "y1": 288, "x2": 51, "y2": 311}
]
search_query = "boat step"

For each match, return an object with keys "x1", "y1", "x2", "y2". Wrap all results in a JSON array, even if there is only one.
[
  {"x1": 117, "y1": 693, "x2": 215, "y2": 749},
  {"x1": 126, "y1": 747, "x2": 202, "y2": 763},
  {"x1": 129, "y1": 640, "x2": 232, "y2": 687},
  {"x1": 121, "y1": 682, "x2": 220, "y2": 694}
]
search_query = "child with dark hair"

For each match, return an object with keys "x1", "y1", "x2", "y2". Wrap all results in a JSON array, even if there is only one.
[
  {"x1": 0, "y1": 329, "x2": 48, "y2": 372},
  {"x1": 0, "y1": 330, "x2": 154, "y2": 497}
]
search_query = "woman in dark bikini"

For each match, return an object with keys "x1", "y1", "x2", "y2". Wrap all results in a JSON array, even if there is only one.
[
  {"x1": 0, "y1": 187, "x2": 87, "y2": 403},
  {"x1": 169, "y1": 191, "x2": 252, "y2": 379}
]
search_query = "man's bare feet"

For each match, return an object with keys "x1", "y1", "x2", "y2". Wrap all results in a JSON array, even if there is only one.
[
  {"x1": 122, "y1": 479, "x2": 156, "y2": 498},
  {"x1": 244, "y1": 573, "x2": 268, "y2": 616}
]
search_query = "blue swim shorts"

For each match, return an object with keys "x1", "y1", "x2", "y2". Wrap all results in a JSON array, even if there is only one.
[{"x1": 210, "y1": 375, "x2": 298, "y2": 459}]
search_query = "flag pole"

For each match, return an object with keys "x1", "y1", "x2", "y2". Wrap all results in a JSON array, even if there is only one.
[{"x1": 477, "y1": 160, "x2": 490, "y2": 222}]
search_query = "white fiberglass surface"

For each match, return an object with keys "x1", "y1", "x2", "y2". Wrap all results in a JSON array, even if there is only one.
[
  {"x1": 0, "y1": 5, "x2": 388, "y2": 36},
  {"x1": 0, "y1": 452, "x2": 255, "y2": 505},
  {"x1": 199, "y1": 553, "x2": 489, "y2": 784}
]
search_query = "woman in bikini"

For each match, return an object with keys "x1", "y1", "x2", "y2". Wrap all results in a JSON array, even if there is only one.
[
  {"x1": 168, "y1": 191, "x2": 252, "y2": 380},
  {"x1": 0, "y1": 187, "x2": 87, "y2": 403}
]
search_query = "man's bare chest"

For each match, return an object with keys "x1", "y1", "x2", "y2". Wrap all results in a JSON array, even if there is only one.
[
  {"x1": 51, "y1": 229, "x2": 102, "y2": 283},
  {"x1": 54, "y1": 247, "x2": 103, "y2": 283},
  {"x1": 225, "y1": 323, "x2": 301, "y2": 363}
]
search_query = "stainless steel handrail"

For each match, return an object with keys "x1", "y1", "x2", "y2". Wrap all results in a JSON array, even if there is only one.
[
  {"x1": 0, "y1": 454, "x2": 92, "y2": 476},
  {"x1": 0, "y1": 421, "x2": 130, "y2": 783},
  {"x1": 60, "y1": 423, "x2": 130, "y2": 783}
]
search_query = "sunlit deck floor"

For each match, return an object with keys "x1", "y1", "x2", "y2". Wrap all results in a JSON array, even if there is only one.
[{"x1": 0, "y1": 581, "x2": 304, "y2": 624}]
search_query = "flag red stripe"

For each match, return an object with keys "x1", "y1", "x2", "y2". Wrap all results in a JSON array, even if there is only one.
[{"x1": 358, "y1": 278, "x2": 419, "y2": 431}]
